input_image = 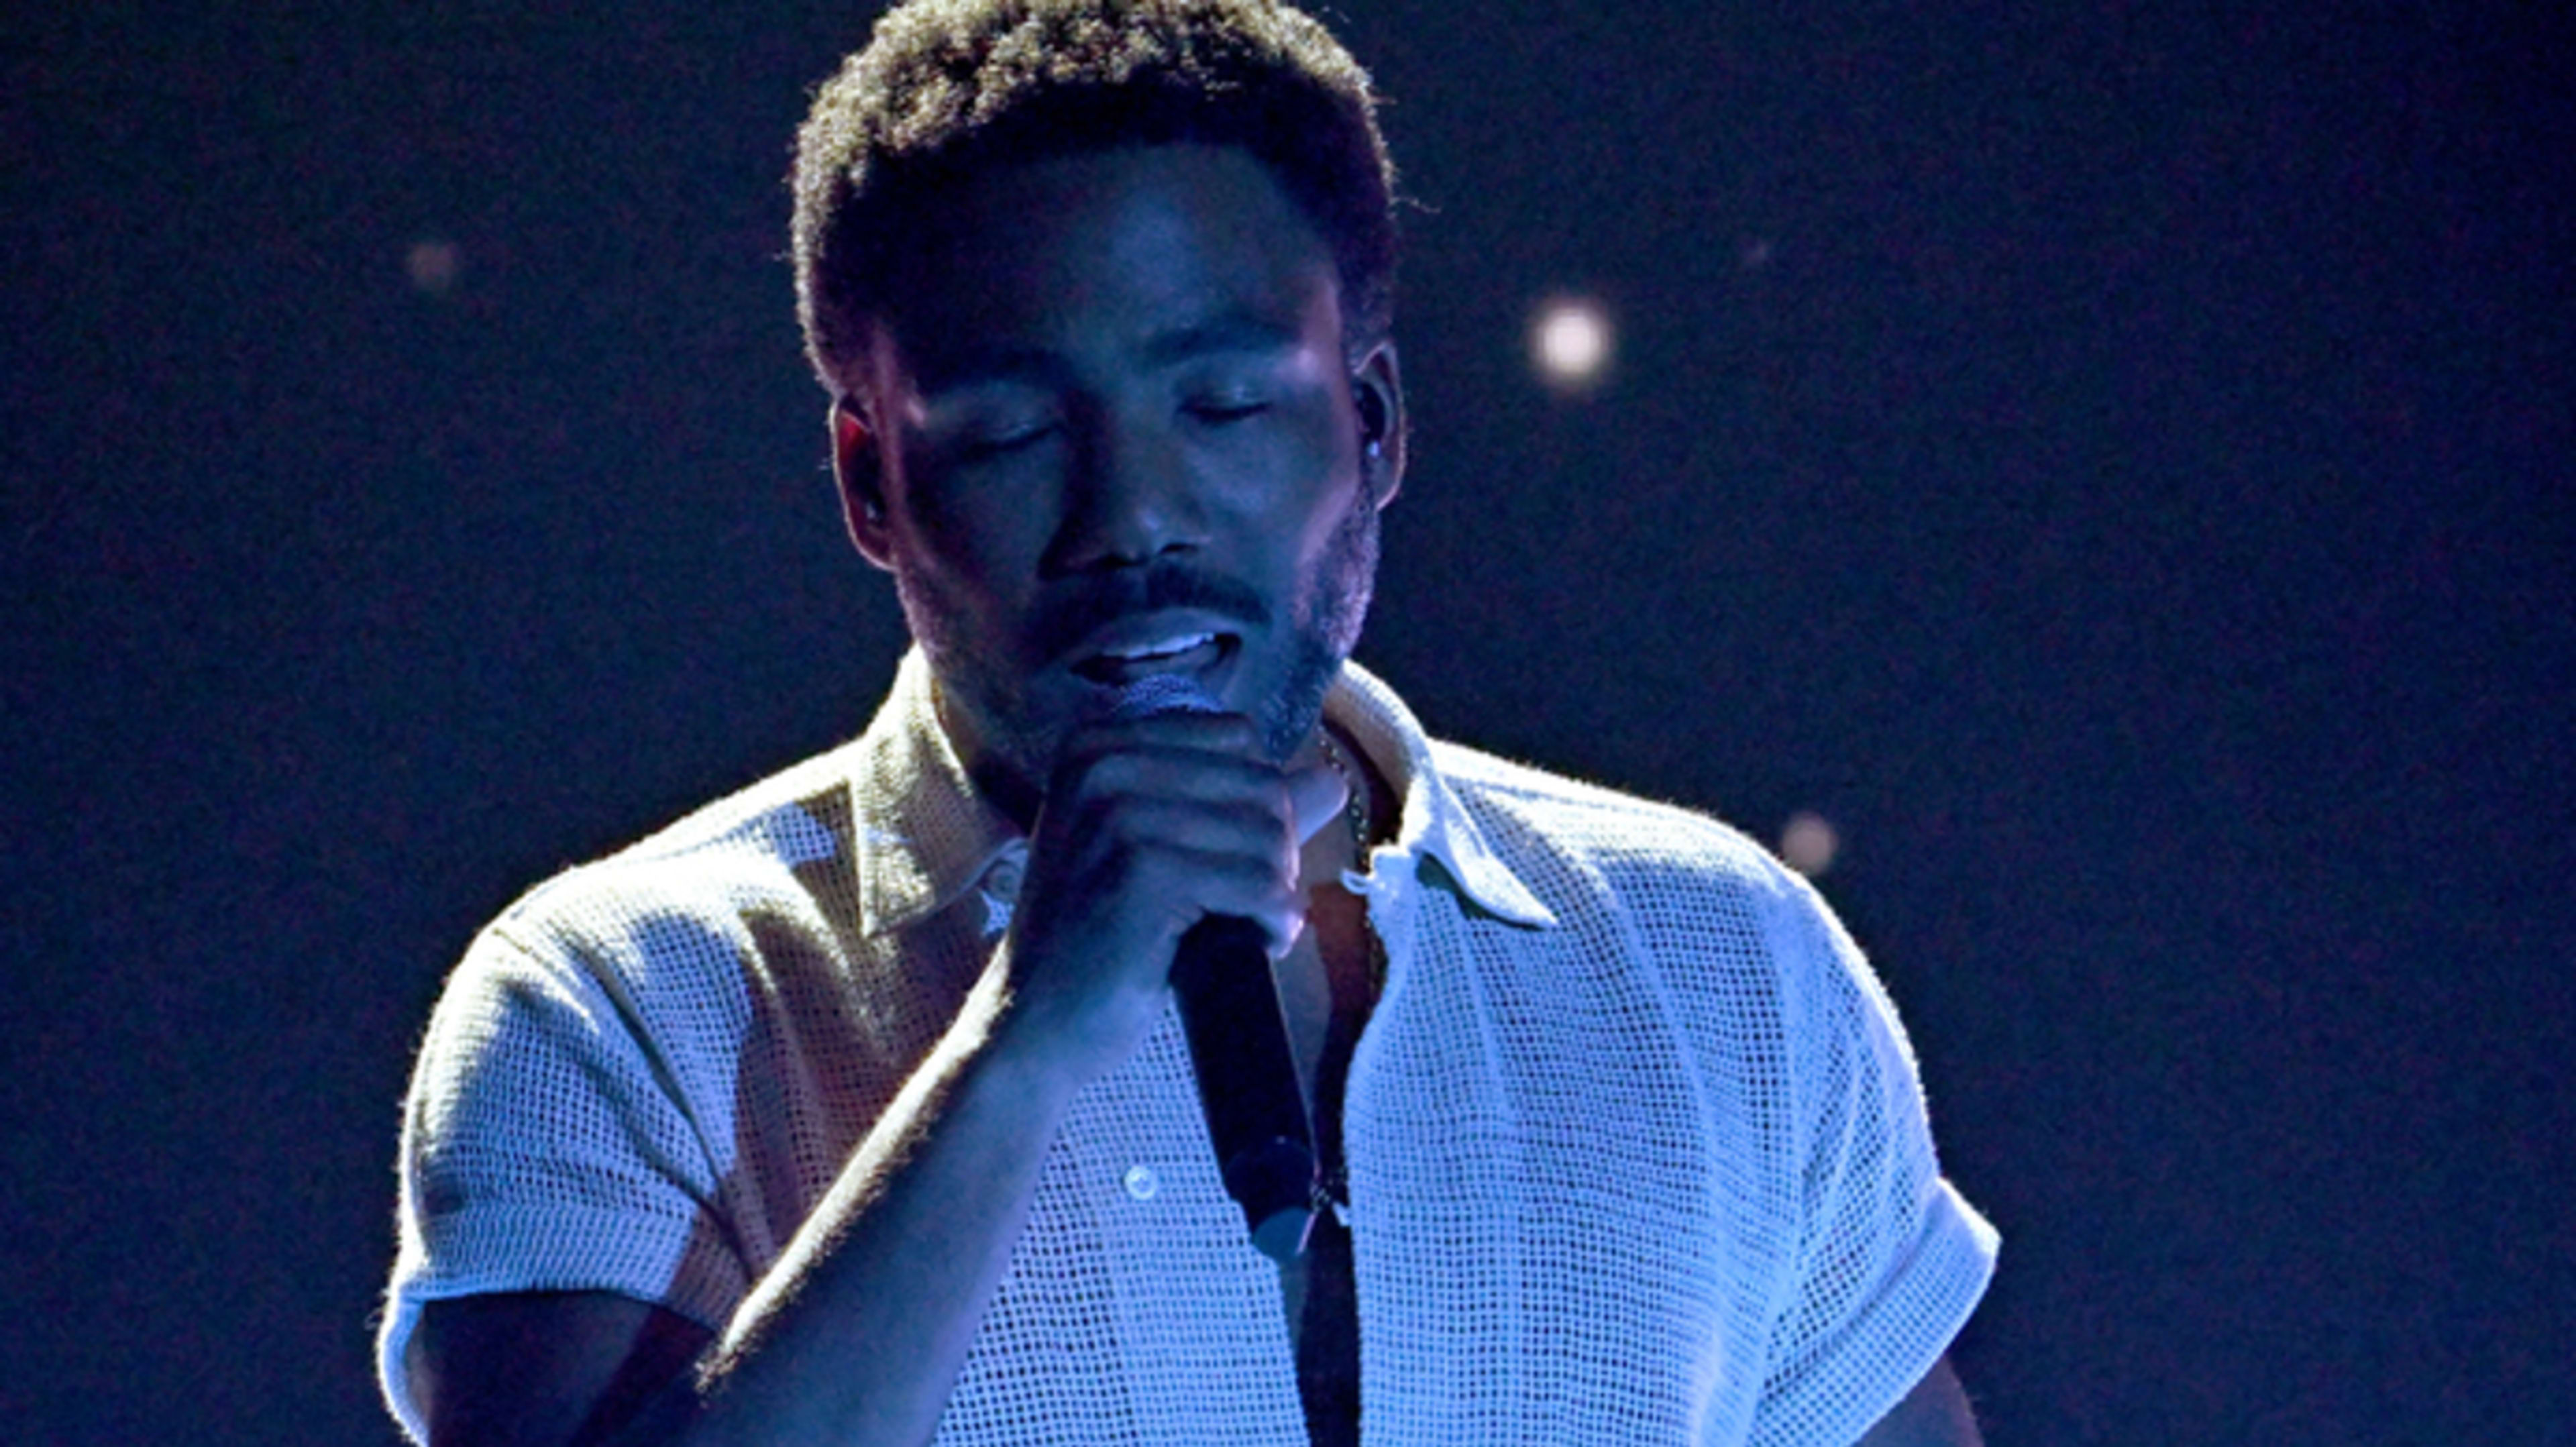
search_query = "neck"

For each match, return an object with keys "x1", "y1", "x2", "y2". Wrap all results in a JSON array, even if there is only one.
[{"x1": 930, "y1": 682, "x2": 1048, "y2": 833}]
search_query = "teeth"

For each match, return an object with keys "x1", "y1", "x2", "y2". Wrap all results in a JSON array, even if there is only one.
[{"x1": 1106, "y1": 631, "x2": 1216, "y2": 662}]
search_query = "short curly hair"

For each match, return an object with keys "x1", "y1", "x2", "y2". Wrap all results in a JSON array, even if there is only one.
[{"x1": 791, "y1": 0, "x2": 1399, "y2": 399}]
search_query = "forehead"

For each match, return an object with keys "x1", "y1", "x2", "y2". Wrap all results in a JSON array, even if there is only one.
[{"x1": 870, "y1": 143, "x2": 1345, "y2": 388}]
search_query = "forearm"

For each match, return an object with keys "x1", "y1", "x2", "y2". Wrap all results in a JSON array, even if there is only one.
[
  {"x1": 1852, "y1": 1356, "x2": 1982, "y2": 1447},
  {"x1": 594, "y1": 708, "x2": 1322, "y2": 1447},
  {"x1": 649, "y1": 967, "x2": 1085, "y2": 1447}
]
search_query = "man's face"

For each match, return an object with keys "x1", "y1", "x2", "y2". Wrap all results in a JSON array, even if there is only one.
[{"x1": 840, "y1": 142, "x2": 1403, "y2": 803}]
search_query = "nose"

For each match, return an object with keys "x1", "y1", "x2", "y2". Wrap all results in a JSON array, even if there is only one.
[{"x1": 1041, "y1": 409, "x2": 1209, "y2": 576}]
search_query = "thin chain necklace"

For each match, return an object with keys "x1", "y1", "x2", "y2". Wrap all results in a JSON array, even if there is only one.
[
  {"x1": 1313, "y1": 729, "x2": 1385, "y2": 987},
  {"x1": 1310, "y1": 727, "x2": 1385, "y2": 1211},
  {"x1": 1314, "y1": 728, "x2": 1371, "y2": 845}
]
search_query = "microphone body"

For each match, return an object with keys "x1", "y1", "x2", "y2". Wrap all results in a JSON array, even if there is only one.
[
  {"x1": 1098, "y1": 676, "x2": 1319, "y2": 1262},
  {"x1": 1171, "y1": 916, "x2": 1320, "y2": 1261}
]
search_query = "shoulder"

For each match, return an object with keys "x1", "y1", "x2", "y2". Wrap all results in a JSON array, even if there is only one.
[
  {"x1": 1332, "y1": 663, "x2": 1820, "y2": 949},
  {"x1": 413, "y1": 741, "x2": 871, "y2": 1085},
  {"x1": 1419, "y1": 739, "x2": 1902, "y2": 1075},
  {"x1": 1426, "y1": 737, "x2": 1813, "y2": 921},
  {"x1": 398, "y1": 744, "x2": 875, "y2": 1252},
  {"x1": 479, "y1": 741, "x2": 864, "y2": 969}
]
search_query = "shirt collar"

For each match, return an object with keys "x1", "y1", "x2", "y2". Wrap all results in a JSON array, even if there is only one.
[
  {"x1": 848, "y1": 649, "x2": 1025, "y2": 939},
  {"x1": 847, "y1": 649, "x2": 1558, "y2": 939},
  {"x1": 1326, "y1": 661, "x2": 1558, "y2": 930}
]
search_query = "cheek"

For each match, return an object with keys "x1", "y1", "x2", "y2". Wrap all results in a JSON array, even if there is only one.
[
  {"x1": 884, "y1": 527, "x2": 1040, "y2": 665},
  {"x1": 895, "y1": 482, "x2": 1050, "y2": 597},
  {"x1": 1283, "y1": 461, "x2": 1370, "y2": 566},
  {"x1": 1255, "y1": 401, "x2": 1367, "y2": 552}
]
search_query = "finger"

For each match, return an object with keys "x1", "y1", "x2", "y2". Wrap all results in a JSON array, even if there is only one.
[
  {"x1": 1146, "y1": 843, "x2": 1305, "y2": 956},
  {"x1": 1055, "y1": 741, "x2": 1275, "y2": 803},
  {"x1": 1089, "y1": 795, "x2": 1296, "y2": 862},
  {"x1": 1067, "y1": 710, "x2": 1266, "y2": 759},
  {"x1": 1287, "y1": 758, "x2": 1352, "y2": 847}
]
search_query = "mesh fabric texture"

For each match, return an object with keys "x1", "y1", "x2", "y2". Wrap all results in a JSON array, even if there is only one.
[{"x1": 379, "y1": 653, "x2": 1996, "y2": 1444}]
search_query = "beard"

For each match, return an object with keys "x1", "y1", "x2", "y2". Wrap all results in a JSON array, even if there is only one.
[
  {"x1": 896, "y1": 482, "x2": 1382, "y2": 797},
  {"x1": 1260, "y1": 474, "x2": 1379, "y2": 756}
]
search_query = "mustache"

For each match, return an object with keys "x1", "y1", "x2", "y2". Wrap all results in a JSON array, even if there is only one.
[{"x1": 1033, "y1": 565, "x2": 1272, "y2": 660}]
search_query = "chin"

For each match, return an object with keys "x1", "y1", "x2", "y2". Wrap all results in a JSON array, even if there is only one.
[{"x1": 1248, "y1": 641, "x2": 1346, "y2": 762}]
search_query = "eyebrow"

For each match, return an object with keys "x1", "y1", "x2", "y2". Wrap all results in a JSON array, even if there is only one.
[
  {"x1": 1134, "y1": 310, "x2": 1302, "y2": 368},
  {"x1": 910, "y1": 347, "x2": 1059, "y2": 397}
]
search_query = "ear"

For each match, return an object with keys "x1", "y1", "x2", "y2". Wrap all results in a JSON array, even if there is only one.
[
  {"x1": 832, "y1": 394, "x2": 896, "y2": 572},
  {"x1": 1350, "y1": 340, "x2": 1406, "y2": 511}
]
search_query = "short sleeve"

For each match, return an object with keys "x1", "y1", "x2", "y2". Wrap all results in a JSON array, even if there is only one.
[
  {"x1": 374, "y1": 922, "x2": 751, "y2": 1445},
  {"x1": 1748, "y1": 877, "x2": 1999, "y2": 1447}
]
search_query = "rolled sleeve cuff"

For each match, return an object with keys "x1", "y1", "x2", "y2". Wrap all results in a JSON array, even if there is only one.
[
  {"x1": 1752, "y1": 1178, "x2": 2000, "y2": 1447},
  {"x1": 375, "y1": 1199, "x2": 747, "y2": 1445}
]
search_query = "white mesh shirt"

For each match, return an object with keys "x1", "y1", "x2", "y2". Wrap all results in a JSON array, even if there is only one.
[{"x1": 379, "y1": 653, "x2": 1998, "y2": 1445}]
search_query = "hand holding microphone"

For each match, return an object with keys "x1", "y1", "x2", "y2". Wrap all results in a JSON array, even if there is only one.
[{"x1": 992, "y1": 676, "x2": 1347, "y2": 1259}]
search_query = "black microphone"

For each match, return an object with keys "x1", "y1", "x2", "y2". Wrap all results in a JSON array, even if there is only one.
[{"x1": 1102, "y1": 676, "x2": 1320, "y2": 1262}]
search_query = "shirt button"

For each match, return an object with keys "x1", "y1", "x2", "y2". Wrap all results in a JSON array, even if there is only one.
[
  {"x1": 983, "y1": 852, "x2": 1025, "y2": 902},
  {"x1": 1122, "y1": 1165, "x2": 1160, "y2": 1201}
]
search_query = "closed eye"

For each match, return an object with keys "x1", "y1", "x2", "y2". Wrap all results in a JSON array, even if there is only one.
[
  {"x1": 1183, "y1": 396, "x2": 1269, "y2": 425},
  {"x1": 953, "y1": 419, "x2": 1059, "y2": 460}
]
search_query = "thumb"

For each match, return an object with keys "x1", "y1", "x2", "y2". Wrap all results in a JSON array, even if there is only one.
[{"x1": 1288, "y1": 757, "x2": 1353, "y2": 847}]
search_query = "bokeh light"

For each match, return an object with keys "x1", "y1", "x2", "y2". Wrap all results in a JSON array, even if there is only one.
[
  {"x1": 1532, "y1": 297, "x2": 1611, "y2": 390},
  {"x1": 406, "y1": 239, "x2": 461, "y2": 295},
  {"x1": 1780, "y1": 811, "x2": 1839, "y2": 875}
]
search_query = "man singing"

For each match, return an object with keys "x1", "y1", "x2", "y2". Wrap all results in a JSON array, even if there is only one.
[{"x1": 378, "y1": 2, "x2": 1999, "y2": 1442}]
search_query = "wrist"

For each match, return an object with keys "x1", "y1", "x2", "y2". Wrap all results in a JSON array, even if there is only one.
[{"x1": 971, "y1": 957, "x2": 1118, "y2": 1108}]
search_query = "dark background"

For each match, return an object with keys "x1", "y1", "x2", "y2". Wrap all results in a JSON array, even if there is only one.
[{"x1": 6, "y1": 2, "x2": 2569, "y2": 1442}]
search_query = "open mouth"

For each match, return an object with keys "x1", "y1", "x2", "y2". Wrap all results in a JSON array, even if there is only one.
[{"x1": 1071, "y1": 629, "x2": 1236, "y2": 686}]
